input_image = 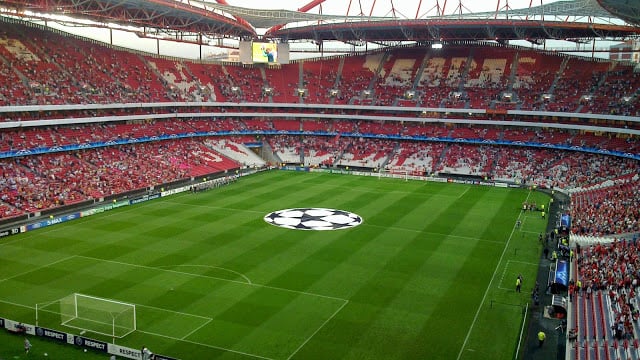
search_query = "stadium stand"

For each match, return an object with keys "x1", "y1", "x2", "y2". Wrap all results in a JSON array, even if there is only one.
[
  {"x1": 0, "y1": 19, "x2": 638, "y2": 242},
  {"x1": 569, "y1": 239, "x2": 640, "y2": 360}
]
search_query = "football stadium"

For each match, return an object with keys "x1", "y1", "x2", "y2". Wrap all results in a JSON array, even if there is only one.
[{"x1": 0, "y1": 0, "x2": 639, "y2": 359}]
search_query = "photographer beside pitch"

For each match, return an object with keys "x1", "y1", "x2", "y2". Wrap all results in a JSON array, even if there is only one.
[{"x1": 142, "y1": 346, "x2": 154, "y2": 360}]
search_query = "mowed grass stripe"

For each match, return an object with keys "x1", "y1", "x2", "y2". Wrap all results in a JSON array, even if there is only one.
[
  {"x1": 166, "y1": 173, "x2": 388, "y2": 290},
  {"x1": 403, "y1": 187, "x2": 525, "y2": 360},
  {"x1": 0, "y1": 171, "x2": 546, "y2": 360},
  {"x1": 457, "y1": 191, "x2": 543, "y2": 360},
  {"x1": 289, "y1": 184, "x2": 460, "y2": 359},
  {"x1": 328, "y1": 187, "x2": 509, "y2": 359},
  {"x1": 259, "y1": 185, "x2": 429, "y2": 290},
  {"x1": 127, "y1": 173, "x2": 367, "y2": 282},
  {"x1": 290, "y1": 183, "x2": 526, "y2": 359},
  {"x1": 222, "y1": 194, "x2": 378, "y2": 286},
  {"x1": 2, "y1": 253, "x2": 346, "y2": 359}
]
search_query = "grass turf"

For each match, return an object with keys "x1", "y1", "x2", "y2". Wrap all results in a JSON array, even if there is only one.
[{"x1": 0, "y1": 170, "x2": 549, "y2": 359}]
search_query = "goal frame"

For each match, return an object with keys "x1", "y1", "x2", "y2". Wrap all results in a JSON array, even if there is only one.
[
  {"x1": 59, "y1": 293, "x2": 137, "y2": 339},
  {"x1": 378, "y1": 168, "x2": 409, "y2": 181}
]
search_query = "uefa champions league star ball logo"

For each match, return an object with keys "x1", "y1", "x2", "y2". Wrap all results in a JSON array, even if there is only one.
[{"x1": 264, "y1": 208, "x2": 363, "y2": 231}]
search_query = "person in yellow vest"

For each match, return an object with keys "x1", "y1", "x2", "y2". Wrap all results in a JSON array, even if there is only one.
[
  {"x1": 542, "y1": 211, "x2": 545, "y2": 219},
  {"x1": 538, "y1": 331, "x2": 546, "y2": 347},
  {"x1": 516, "y1": 276, "x2": 522, "y2": 293},
  {"x1": 576, "y1": 279, "x2": 582, "y2": 296}
]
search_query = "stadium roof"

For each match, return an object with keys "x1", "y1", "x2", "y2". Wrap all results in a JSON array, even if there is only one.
[
  {"x1": 268, "y1": 19, "x2": 640, "y2": 43},
  {"x1": 265, "y1": 0, "x2": 640, "y2": 41},
  {"x1": 597, "y1": 0, "x2": 640, "y2": 26},
  {"x1": 187, "y1": 2, "x2": 388, "y2": 29},
  {"x1": 0, "y1": 0, "x2": 258, "y2": 37},
  {"x1": 0, "y1": 0, "x2": 638, "y2": 43}
]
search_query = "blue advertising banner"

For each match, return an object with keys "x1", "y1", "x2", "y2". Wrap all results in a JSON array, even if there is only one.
[
  {"x1": 1, "y1": 132, "x2": 638, "y2": 161},
  {"x1": 555, "y1": 260, "x2": 569, "y2": 288},
  {"x1": 25, "y1": 213, "x2": 81, "y2": 231}
]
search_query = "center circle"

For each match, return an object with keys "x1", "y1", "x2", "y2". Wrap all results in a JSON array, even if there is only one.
[{"x1": 263, "y1": 208, "x2": 363, "y2": 231}]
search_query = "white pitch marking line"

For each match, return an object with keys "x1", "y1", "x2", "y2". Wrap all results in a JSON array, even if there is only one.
[
  {"x1": 458, "y1": 187, "x2": 470, "y2": 199},
  {"x1": 362, "y1": 224, "x2": 505, "y2": 245},
  {"x1": 180, "y1": 318, "x2": 213, "y2": 340},
  {"x1": 75, "y1": 255, "x2": 348, "y2": 302},
  {"x1": 155, "y1": 264, "x2": 252, "y2": 284},
  {"x1": 456, "y1": 191, "x2": 533, "y2": 360},
  {"x1": 509, "y1": 260, "x2": 539, "y2": 266},
  {"x1": 136, "y1": 329, "x2": 275, "y2": 360},
  {"x1": 137, "y1": 304, "x2": 212, "y2": 321},
  {"x1": 286, "y1": 299, "x2": 349, "y2": 360},
  {"x1": 0, "y1": 299, "x2": 263, "y2": 359},
  {"x1": 0, "y1": 255, "x2": 76, "y2": 283},
  {"x1": 498, "y1": 261, "x2": 511, "y2": 291},
  {"x1": 497, "y1": 260, "x2": 540, "y2": 291},
  {"x1": 0, "y1": 299, "x2": 34, "y2": 309}
]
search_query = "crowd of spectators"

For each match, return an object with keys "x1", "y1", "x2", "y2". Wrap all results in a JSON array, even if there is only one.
[
  {"x1": 575, "y1": 239, "x2": 640, "y2": 341},
  {"x1": 0, "y1": 138, "x2": 240, "y2": 216},
  {"x1": 0, "y1": 21, "x2": 639, "y2": 240},
  {"x1": 0, "y1": 120, "x2": 638, "y2": 236},
  {"x1": 0, "y1": 21, "x2": 638, "y2": 114},
  {"x1": 571, "y1": 177, "x2": 640, "y2": 236}
]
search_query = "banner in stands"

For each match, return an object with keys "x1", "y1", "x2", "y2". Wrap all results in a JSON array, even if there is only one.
[
  {"x1": 561, "y1": 213, "x2": 571, "y2": 227},
  {"x1": 75, "y1": 336, "x2": 108, "y2": 353},
  {"x1": 1, "y1": 131, "x2": 639, "y2": 161},
  {"x1": 36, "y1": 326, "x2": 74, "y2": 345}
]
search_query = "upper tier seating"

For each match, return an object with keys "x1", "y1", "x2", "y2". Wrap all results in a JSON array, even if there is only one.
[{"x1": 0, "y1": 20, "x2": 637, "y2": 115}]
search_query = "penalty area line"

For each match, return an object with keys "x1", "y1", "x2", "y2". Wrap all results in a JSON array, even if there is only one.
[
  {"x1": 136, "y1": 329, "x2": 275, "y2": 360},
  {"x1": 76, "y1": 255, "x2": 348, "y2": 302}
]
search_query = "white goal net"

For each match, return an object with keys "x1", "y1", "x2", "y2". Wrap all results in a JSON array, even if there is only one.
[
  {"x1": 378, "y1": 168, "x2": 409, "y2": 181},
  {"x1": 56, "y1": 293, "x2": 136, "y2": 338}
]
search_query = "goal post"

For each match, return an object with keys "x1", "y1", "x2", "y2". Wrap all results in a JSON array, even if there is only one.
[
  {"x1": 378, "y1": 168, "x2": 409, "y2": 181},
  {"x1": 53, "y1": 293, "x2": 136, "y2": 338}
]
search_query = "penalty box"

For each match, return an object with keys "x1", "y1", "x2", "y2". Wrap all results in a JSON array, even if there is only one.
[{"x1": 31, "y1": 255, "x2": 348, "y2": 360}]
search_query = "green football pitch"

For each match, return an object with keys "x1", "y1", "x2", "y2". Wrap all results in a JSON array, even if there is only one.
[{"x1": 0, "y1": 170, "x2": 550, "y2": 360}]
